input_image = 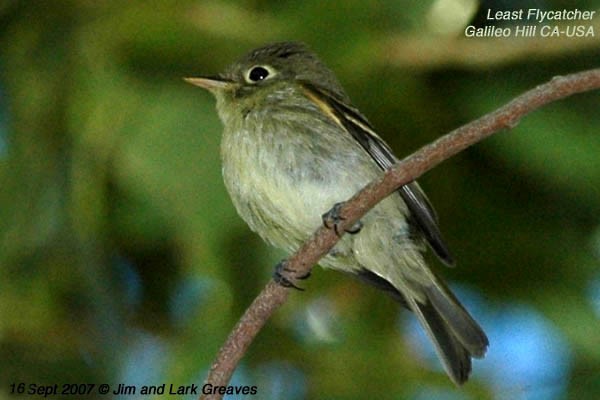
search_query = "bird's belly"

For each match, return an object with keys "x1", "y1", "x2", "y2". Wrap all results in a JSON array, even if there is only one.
[
  {"x1": 221, "y1": 129, "x2": 372, "y2": 252},
  {"x1": 226, "y1": 161, "x2": 363, "y2": 252}
]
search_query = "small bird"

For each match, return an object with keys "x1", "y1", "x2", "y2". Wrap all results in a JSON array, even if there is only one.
[{"x1": 186, "y1": 41, "x2": 488, "y2": 385}]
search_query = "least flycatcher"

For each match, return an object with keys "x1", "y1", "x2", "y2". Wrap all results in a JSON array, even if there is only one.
[{"x1": 185, "y1": 42, "x2": 488, "y2": 385}]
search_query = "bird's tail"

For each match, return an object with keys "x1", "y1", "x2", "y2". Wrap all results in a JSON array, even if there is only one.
[
  {"x1": 407, "y1": 283, "x2": 488, "y2": 385},
  {"x1": 356, "y1": 269, "x2": 488, "y2": 385}
]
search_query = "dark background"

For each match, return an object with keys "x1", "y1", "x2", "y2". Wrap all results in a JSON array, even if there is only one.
[{"x1": 1, "y1": 1, "x2": 599, "y2": 399}]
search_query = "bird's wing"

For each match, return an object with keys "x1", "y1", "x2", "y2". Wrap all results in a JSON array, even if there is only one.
[{"x1": 301, "y1": 82, "x2": 454, "y2": 266}]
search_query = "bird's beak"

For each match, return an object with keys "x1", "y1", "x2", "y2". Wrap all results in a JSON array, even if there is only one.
[{"x1": 183, "y1": 76, "x2": 234, "y2": 92}]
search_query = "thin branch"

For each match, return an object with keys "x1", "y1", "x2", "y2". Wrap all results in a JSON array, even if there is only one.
[{"x1": 199, "y1": 68, "x2": 600, "y2": 400}]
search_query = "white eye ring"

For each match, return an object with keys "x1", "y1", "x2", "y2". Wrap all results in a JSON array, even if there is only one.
[{"x1": 244, "y1": 65, "x2": 277, "y2": 83}]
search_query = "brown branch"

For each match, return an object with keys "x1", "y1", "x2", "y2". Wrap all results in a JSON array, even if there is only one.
[{"x1": 199, "y1": 68, "x2": 600, "y2": 400}]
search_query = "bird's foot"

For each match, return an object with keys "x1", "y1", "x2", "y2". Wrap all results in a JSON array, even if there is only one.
[
  {"x1": 322, "y1": 202, "x2": 363, "y2": 236},
  {"x1": 273, "y1": 260, "x2": 309, "y2": 290}
]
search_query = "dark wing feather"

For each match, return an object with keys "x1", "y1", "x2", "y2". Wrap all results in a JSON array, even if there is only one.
[{"x1": 302, "y1": 82, "x2": 454, "y2": 265}]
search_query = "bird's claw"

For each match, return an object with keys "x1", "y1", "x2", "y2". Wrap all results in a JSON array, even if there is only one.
[
  {"x1": 322, "y1": 202, "x2": 363, "y2": 236},
  {"x1": 273, "y1": 260, "x2": 307, "y2": 291}
]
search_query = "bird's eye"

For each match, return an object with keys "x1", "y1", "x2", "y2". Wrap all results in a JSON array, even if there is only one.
[
  {"x1": 245, "y1": 65, "x2": 276, "y2": 83},
  {"x1": 249, "y1": 66, "x2": 269, "y2": 81}
]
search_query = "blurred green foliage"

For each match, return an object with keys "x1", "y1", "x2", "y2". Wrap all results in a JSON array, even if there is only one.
[{"x1": 0, "y1": 1, "x2": 599, "y2": 399}]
